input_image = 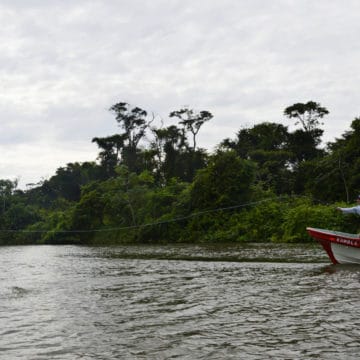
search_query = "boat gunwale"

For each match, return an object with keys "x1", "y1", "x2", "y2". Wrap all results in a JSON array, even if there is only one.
[{"x1": 306, "y1": 227, "x2": 360, "y2": 241}]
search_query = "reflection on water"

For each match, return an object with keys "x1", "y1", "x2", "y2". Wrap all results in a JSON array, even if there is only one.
[
  {"x1": 320, "y1": 263, "x2": 360, "y2": 276},
  {"x1": 0, "y1": 244, "x2": 360, "y2": 359}
]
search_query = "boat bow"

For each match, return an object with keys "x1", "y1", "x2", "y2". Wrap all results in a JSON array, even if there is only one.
[{"x1": 307, "y1": 227, "x2": 360, "y2": 264}]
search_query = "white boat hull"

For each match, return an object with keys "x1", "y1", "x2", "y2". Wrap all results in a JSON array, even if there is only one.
[
  {"x1": 307, "y1": 227, "x2": 360, "y2": 265},
  {"x1": 330, "y1": 243, "x2": 360, "y2": 264}
]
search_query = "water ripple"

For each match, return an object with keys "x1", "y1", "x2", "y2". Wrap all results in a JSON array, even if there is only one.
[{"x1": 0, "y1": 245, "x2": 359, "y2": 359}]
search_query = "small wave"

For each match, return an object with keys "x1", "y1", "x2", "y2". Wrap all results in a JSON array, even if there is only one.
[{"x1": 8, "y1": 286, "x2": 31, "y2": 298}]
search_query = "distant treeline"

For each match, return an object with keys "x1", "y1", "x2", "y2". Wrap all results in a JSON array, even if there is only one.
[{"x1": 1, "y1": 101, "x2": 359, "y2": 245}]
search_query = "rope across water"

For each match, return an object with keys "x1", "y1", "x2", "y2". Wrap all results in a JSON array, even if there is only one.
[{"x1": 0, "y1": 195, "x2": 319, "y2": 234}]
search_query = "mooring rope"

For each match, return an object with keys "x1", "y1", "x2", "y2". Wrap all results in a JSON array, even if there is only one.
[{"x1": 0, "y1": 194, "x2": 315, "y2": 234}]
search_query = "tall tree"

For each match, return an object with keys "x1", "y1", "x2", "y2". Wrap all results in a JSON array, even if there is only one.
[
  {"x1": 284, "y1": 101, "x2": 328, "y2": 164},
  {"x1": 150, "y1": 125, "x2": 186, "y2": 183},
  {"x1": 110, "y1": 102, "x2": 151, "y2": 173},
  {"x1": 0, "y1": 179, "x2": 17, "y2": 213},
  {"x1": 109, "y1": 102, "x2": 149, "y2": 149},
  {"x1": 169, "y1": 107, "x2": 213, "y2": 151},
  {"x1": 93, "y1": 102, "x2": 151, "y2": 174},
  {"x1": 221, "y1": 122, "x2": 289, "y2": 158},
  {"x1": 324, "y1": 118, "x2": 360, "y2": 201},
  {"x1": 220, "y1": 123, "x2": 292, "y2": 193},
  {"x1": 284, "y1": 101, "x2": 329, "y2": 133},
  {"x1": 92, "y1": 134, "x2": 126, "y2": 177}
]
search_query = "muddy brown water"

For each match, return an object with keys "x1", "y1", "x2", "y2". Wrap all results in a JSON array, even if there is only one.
[{"x1": 1, "y1": 244, "x2": 359, "y2": 359}]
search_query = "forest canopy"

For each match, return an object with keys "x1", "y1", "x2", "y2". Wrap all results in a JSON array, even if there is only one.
[{"x1": 0, "y1": 100, "x2": 359, "y2": 245}]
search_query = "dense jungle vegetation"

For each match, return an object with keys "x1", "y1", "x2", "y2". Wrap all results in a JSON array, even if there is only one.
[{"x1": 1, "y1": 100, "x2": 360, "y2": 245}]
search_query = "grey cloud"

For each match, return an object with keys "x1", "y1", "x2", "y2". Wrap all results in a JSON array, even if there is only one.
[{"x1": 0, "y1": 0, "x2": 360, "y2": 184}]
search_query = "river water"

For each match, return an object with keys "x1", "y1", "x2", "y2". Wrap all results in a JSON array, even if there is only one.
[{"x1": 1, "y1": 244, "x2": 360, "y2": 359}]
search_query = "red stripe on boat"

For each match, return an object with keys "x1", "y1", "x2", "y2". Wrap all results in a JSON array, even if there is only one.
[{"x1": 317, "y1": 239, "x2": 338, "y2": 265}]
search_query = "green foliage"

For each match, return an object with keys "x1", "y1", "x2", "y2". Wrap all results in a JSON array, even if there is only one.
[
  {"x1": 222, "y1": 122, "x2": 289, "y2": 156},
  {"x1": 281, "y1": 201, "x2": 346, "y2": 242},
  {"x1": 236, "y1": 198, "x2": 286, "y2": 242},
  {"x1": 0, "y1": 203, "x2": 41, "y2": 245},
  {"x1": 4, "y1": 100, "x2": 360, "y2": 246},
  {"x1": 190, "y1": 150, "x2": 256, "y2": 210},
  {"x1": 30, "y1": 208, "x2": 75, "y2": 245},
  {"x1": 287, "y1": 129, "x2": 325, "y2": 163}
]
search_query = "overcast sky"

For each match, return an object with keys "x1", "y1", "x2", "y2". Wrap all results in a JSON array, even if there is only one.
[{"x1": 1, "y1": 0, "x2": 360, "y2": 188}]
